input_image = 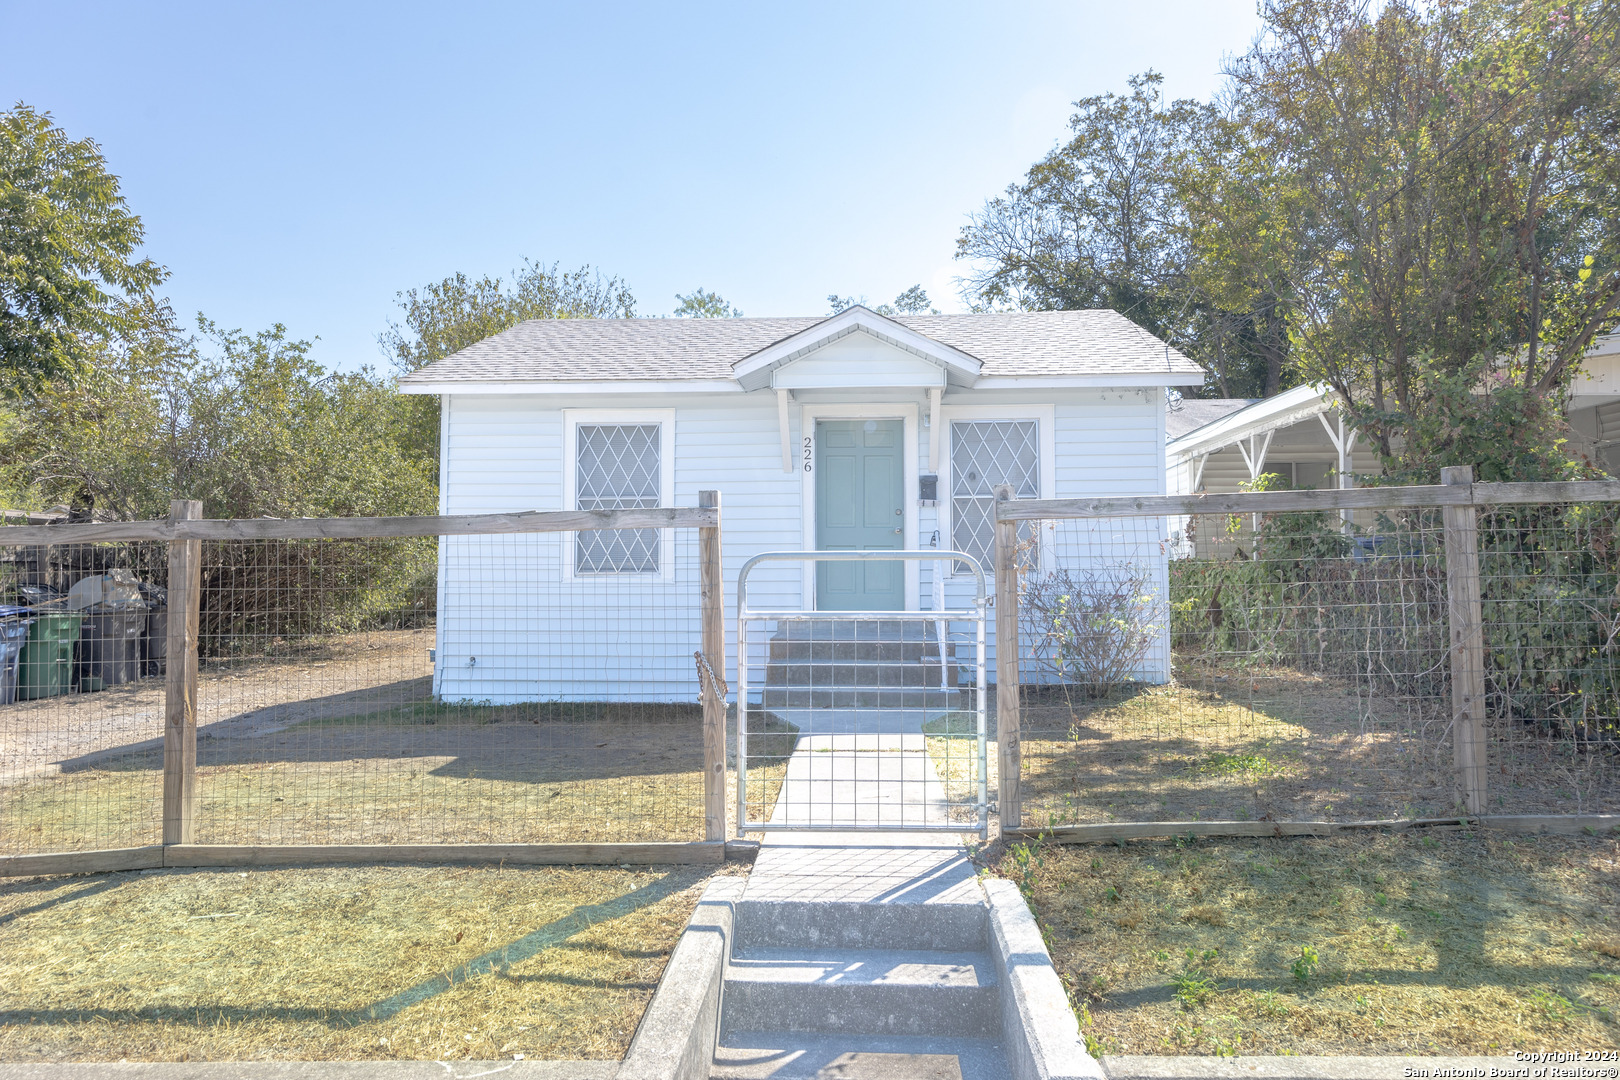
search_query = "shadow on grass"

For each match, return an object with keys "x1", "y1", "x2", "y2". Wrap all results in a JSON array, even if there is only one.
[
  {"x1": 0, "y1": 866, "x2": 707, "y2": 1030},
  {"x1": 51, "y1": 693, "x2": 719, "y2": 786}
]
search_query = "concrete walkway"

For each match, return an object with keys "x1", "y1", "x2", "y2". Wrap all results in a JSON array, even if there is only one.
[
  {"x1": 764, "y1": 735, "x2": 955, "y2": 831},
  {"x1": 711, "y1": 831, "x2": 1009, "y2": 1080}
]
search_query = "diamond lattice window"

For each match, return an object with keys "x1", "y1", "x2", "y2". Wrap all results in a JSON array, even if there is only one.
[
  {"x1": 951, "y1": 420, "x2": 1039, "y2": 573},
  {"x1": 575, "y1": 423, "x2": 661, "y2": 574}
]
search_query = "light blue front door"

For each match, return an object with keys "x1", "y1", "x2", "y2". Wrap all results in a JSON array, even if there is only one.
[{"x1": 815, "y1": 418, "x2": 905, "y2": 610}]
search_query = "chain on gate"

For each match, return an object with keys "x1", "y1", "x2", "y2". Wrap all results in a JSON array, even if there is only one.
[{"x1": 693, "y1": 649, "x2": 728, "y2": 702}]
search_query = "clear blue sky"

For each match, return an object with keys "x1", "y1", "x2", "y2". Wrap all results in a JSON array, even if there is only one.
[{"x1": 2, "y1": 1, "x2": 1261, "y2": 373}]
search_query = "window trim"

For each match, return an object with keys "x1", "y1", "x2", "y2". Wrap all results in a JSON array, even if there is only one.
[
  {"x1": 939, "y1": 404, "x2": 1055, "y2": 580},
  {"x1": 561, "y1": 409, "x2": 677, "y2": 582}
]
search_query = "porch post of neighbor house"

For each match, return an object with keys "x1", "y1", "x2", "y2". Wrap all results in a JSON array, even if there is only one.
[
  {"x1": 163, "y1": 499, "x2": 203, "y2": 846},
  {"x1": 698, "y1": 490, "x2": 727, "y2": 841},
  {"x1": 993, "y1": 484, "x2": 1022, "y2": 830}
]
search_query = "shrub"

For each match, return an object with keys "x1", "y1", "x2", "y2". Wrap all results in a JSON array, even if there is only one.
[{"x1": 1022, "y1": 563, "x2": 1165, "y2": 697}]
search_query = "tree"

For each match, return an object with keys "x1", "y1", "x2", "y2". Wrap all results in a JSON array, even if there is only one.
[
  {"x1": 1228, "y1": 0, "x2": 1620, "y2": 480},
  {"x1": 954, "y1": 74, "x2": 1294, "y2": 397},
  {"x1": 956, "y1": 74, "x2": 1207, "y2": 335},
  {"x1": 674, "y1": 287, "x2": 741, "y2": 317},
  {"x1": 827, "y1": 285, "x2": 939, "y2": 316},
  {"x1": 3, "y1": 305, "x2": 431, "y2": 521},
  {"x1": 379, "y1": 259, "x2": 636, "y2": 470},
  {"x1": 0, "y1": 103, "x2": 164, "y2": 391}
]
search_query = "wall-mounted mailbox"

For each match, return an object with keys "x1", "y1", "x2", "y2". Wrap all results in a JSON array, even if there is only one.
[{"x1": 918, "y1": 474, "x2": 938, "y2": 503}]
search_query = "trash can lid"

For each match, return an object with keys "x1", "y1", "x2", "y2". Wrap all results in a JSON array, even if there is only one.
[{"x1": 0, "y1": 605, "x2": 33, "y2": 620}]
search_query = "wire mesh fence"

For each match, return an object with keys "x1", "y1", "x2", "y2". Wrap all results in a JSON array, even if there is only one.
[
  {"x1": 0, "y1": 540, "x2": 170, "y2": 854},
  {"x1": 2, "y1": 513, "x2": 716, "y2": 859},
  {"x1": 1006, "y1": 485, "x2": 1620, "y2": 831},
  {"x1": 734, "y1": 550, "x2": 989, "y2": 835}
]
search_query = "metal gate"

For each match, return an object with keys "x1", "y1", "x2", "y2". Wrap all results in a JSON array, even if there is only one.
[{"x1": 735, "y1": 550, "x2": 989, "y2": 837}]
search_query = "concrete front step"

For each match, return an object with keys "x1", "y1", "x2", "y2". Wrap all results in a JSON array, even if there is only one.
[
  {"x1": 764, "y1": 661, "x2": 957, "y2": 687},
  {"x1": 734, "y1": 899, "x2": 987, "y2": 952},
  {"x1": 711, "y1": 1031, "x2": 1011, "y2": 1080},
  {"x1": 723, "y1": 947, "x2": 1000, "y2": 1038},
  {"x1": 759, "y1": 687, "x2": 966, "y2": 709},
  {"x1": 767, "y1": 638, "x2": 955, "y2": 664},
  {"x1": 763, "y1": 620, "x2": 964, "y2": 709}
]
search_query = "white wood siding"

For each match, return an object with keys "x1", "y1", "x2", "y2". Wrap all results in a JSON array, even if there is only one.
[{"x1": 435, "y1": 387, "x2": 1170, "y2": 702}]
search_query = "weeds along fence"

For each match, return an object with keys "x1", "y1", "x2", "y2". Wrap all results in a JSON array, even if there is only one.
[
  {"x1": 992, "y1": 468, "x2": 1620, "y2": 840},
  {"x1": 0, "y1": 495, "x2": 729, "y2": 876}
]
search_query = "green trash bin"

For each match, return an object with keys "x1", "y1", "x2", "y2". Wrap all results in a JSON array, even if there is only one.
[{"x1": 18, "y1": 611, "x2": 84, "y2": 700}]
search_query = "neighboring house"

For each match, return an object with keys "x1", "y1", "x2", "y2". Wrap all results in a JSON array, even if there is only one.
[
  {"x1": 1167, "y1": 333, "x2": 1620, "y2": 501},
  {"x1": 1166, "y1": 383, "x2": 1377, "y2": 500},
  {"x1": 398, "y1": 305, "x2": 1204, "y2": 703},
  {"x1": 1563, "y1": 332, "x2": 1620, "y2": 475}
]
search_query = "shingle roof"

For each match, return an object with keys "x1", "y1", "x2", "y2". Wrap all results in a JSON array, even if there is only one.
[
  {"x1": 1165, "y1": 398, "x2": 1258, "y2": 440},
  {"x1": 397, "y1": 308, "x2": 1203, "y2": 385}
]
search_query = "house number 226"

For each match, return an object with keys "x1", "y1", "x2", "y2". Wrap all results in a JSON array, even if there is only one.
[{"x1": 803, "y1": 437, "x2": 813, "y2": 472}]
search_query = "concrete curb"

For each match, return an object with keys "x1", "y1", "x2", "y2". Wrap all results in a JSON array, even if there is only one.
[
  {"x1": 1101, "y1": 1057, "x2": 1526, "y2": 1079},
  {"x1": 616, "y1": 875, "x2": 742, "y2": 1080},
  {"x1": 983, "y1": 877, "x2": 1104, "y2": 1080},
  {"x1": 0, "y1": 1065, "x2": 615, "y2": 1079}
]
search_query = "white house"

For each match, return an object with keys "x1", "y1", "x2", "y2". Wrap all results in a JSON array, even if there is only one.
[{"x1": 398, "y1": 305, "x2": 1204, "y2": 703}]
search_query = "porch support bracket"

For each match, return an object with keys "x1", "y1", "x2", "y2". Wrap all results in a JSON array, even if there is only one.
[{"x1": 777, "y1": 389, "x2": 793, "y2": 473}]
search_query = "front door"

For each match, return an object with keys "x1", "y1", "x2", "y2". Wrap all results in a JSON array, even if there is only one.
[{"x1": 815, "y1": 418, "x2": 905, "y2": 610}]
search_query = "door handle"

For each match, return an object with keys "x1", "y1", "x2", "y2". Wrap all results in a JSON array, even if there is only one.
[{"x1": 893, "y1": 528, "x2": 903, "y2": 534}]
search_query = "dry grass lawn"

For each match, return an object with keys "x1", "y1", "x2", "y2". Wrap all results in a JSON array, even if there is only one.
[
  {"x1": 1017, "y1": 670, "x2": 1618, "y2": 826},
  {"x1": 4, "y1": 694, "x2": 799, "y2": 852},
  {"x1": 0, "y1": 862, "x2": 722, "y2": 1062},
  {"x1": 997, "y1": 828, "x2": 1620, "y2": 1056}
]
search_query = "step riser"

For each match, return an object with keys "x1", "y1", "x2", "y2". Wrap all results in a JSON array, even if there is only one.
[
  {"x1": 765, "y1": 664, "x2": 959, "y2": 687},
  {"x1": 721, "y1": 981, "x2": 1000, "y2": 1038},
  {"x1": 771, "y1": 620, "x2": 949, "y2": 640},
  {"x1": 768, "y1": 641, "x2": 953, "y2": 663},
  {"x1": 735, "y1": 900, "x2": 987, "y2": 952},
  {"x1": 759, "y1": 691, "x2": 965, "y2": 708}
]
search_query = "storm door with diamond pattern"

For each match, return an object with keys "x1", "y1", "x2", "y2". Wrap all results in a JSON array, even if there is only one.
[
  {"x1": 575, "y1": 423, "x2": 661, "y2": 573},
  {"x1": 951, "y1": 420, "x2": 1039, "y2": 573}
]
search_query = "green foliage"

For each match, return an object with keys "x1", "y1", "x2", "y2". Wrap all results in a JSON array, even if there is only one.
[
  {"x1": 1195, "y1": 753, "x2": 1283, "y2": 778},
  {"x1": 379, "y1": 260, "x2": 636, "y2": 472},
  {"x1": 960, "y1": 0, "x2": 1620, "y2": 475},
  {"x1": 827, "y1": 286, "x2": 938, "y2": 316},
  {"x1": 957, "y1": 73, "x2": 1202, "y2": 330},
  {"x1": 1171, "y1": 968, "x2": 1219, "y2": 1009},
  {"x1": 673, "y1": 288, "x2": 741, "y2": 318},
  {"x1": 0, "y1": 104, "x2": 164, "y2": 392},
  {"x1": 1371, "y1": 358, "x2": 1590, "y2": 485},
  {"x1": 1228, "y1": 0, "x2": 1620, "y2": 471},
  {"x1": 3, "y1": 304, "x2": 432, "y2": 522},
  {"x1": 1173, "y1": 497, "x2": 1620, "y2": 740},
  {"x1": 1291, "y1": 944, "x2": 1319, "y2": 984},
  {"x1": 0, "y1": 304, "x2": 437, "y2": 645}
]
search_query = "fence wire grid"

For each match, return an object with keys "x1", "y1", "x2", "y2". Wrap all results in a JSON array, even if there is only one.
[
  {"x1": 2, "y1": 528, "x2": 710, "y2": 856},
  {"x1": 1012, "y1": 499, "x2": 1620, "y2": 829}
]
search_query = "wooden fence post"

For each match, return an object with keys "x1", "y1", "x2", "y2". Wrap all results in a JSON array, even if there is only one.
[
  {"x1": 698, "y1": 490, "x2": 726, "y2": 842},
  {"x1": 993, "y1": 484, "x2": 1022, "y2": 830},
  {"x1": 1440, "y1": 466, "x2": 1488, "y2": 815},
  {"x1": 163, "y1": 499, "x2": 203, "y2": 846}
]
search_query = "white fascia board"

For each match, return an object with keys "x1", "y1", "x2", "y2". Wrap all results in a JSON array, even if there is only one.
[
  {"x1": 1165, "y1": 383, "x2": 1334, "y2": 460},
  {"x1": 396, "y1": 379, "x2": 743, "y2": 395},
  {"x1": 732, "y1": 306, "x2": 983, "y2": 389},
  {"x1": 971, "y1": 372, "x2": 1205, "y2": 389}
]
